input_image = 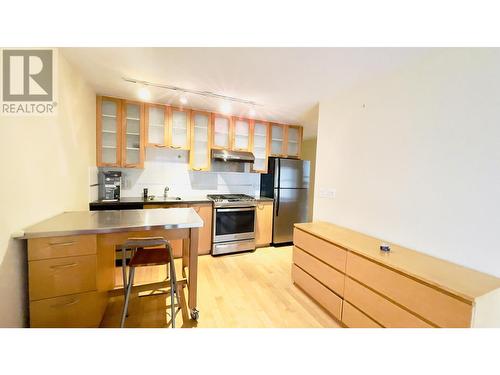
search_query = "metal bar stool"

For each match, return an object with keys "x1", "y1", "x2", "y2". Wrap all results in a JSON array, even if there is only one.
[{"x1": 118, "y1": 237, "x2": 183, "y2": 328}]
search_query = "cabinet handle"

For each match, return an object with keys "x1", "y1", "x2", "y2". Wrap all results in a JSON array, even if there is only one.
[
  {"x1": 154, "y1": 144, "x2": 166, "y2": 148},
  {"x1": 50, "y1": 262, "x2": 78, "y2": 270},
  {"x1": 170, "y1": 145, "x2": 181, "y2": 149},
  {"x1": 49, "y1": 241, "x2": 76, "y2": 247},
  {"x1": 192, "y1": 168, "x2": 202, "y2": 171},
  {"x1": 51, "y1": 298, "x2": 80, "y2": 308}
]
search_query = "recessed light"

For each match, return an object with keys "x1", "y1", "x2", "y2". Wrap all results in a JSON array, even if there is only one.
[
  {"x1": 220, "y1": 102, "x2": 231, "y2": 114},
  {"x1": 180, "y1": 96, "x2": 188, "y2": 105},
  {"x1": 138, "y1": 87, "x2": 150, "y2": 101}
]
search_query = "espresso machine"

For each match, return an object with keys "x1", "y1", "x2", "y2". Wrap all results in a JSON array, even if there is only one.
[{"x1": 98, "y1": 171, "x2": 122, "y2": 201}]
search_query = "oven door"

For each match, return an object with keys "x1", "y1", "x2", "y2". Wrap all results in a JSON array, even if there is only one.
[{"x1": 214, "y1": 206, "x2": 256, "y2": 242}]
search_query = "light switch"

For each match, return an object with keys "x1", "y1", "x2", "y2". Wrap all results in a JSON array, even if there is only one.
[{"x1": 319, "y1": 188, "x2": 336, "y2": 199}]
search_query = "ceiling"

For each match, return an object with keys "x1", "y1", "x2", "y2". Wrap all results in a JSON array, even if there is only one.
[{"x1": 61, "y1": 48, "x2": 431, "y2": 139}]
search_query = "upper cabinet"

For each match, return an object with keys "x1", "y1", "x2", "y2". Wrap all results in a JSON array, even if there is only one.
[
  {"x1": 121, "y1": 100, "x2": 145, "y2": 168},
  {"x1": 285, "y1": 125, "x2": 302, "y2": 159},
  {"x1": 211, "y1": 113, "x2": 232, "y2": 149},
  {"x1": 251, "y1": 121, "x2": 270, "y2": 173},
  {"x1": 169, "y1": 107, "x2": 191, "y2": 149},
  {"x1": 232, "y1": 117, "x2": 252, "y2": 151},
  {"x1": 97, "y1": 95, "x2": 303, "y2": 170},
  {"x1": 270, "y1": 123, "x2": 286, "y2": 157},
  {"x1": 145, "y1": 103, "x2": 168, "y2": 148},
  {"x1": 97, "y1": 96, "x2": 122, "y2": 167},
  {"x1": 190, "y1": 111, "x2": 211, "y2": 171},
  {"x1": 97, "y1": 96, "x2": 144, "y2": 168}
]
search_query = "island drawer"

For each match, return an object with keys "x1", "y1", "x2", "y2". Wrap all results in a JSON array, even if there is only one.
[
  {"x1": 29, "y1": 254, "x2": 97, "y2": 301},
  {"x1": 293, "y1": 246, "x2": 345, "y2": 297},
  {"x1": 28, "y1": 235, "x2": 97, "y2": 261},
  {"x1": 293, "y1": 228, "x2": 347, "y2": 272},
  {"x1": 344, "y1": 277, "x2": 432, "y2": 328},
  {"x1": 342, "y1": 301, "x2": 381, "y2": 328},
  {"x1": 30, "y1": 291, "x2": 105, "y2": 328},
  {"x1": 292, "y1": 264, "x2": 343, "y2": 321},
  {"x1": 346, "y1": 252, "x2": 472, "y2": 327}
]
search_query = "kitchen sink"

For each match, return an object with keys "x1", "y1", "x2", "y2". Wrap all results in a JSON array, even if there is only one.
[{"x1": 147, "y1": 196, "x2": 182, "y2": 201}]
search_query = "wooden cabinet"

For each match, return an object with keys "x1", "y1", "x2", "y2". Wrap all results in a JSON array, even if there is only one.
[
  {"x1": 27, "y1": 234, "x2": 107, "y2": 327},
  {"x1": 122, "y1": 100, "x2": 145, "y2": 168},
  {"x1": 285, "y1": 125, "x2": 302, "y2": 158},
  {"x1": 190, "y1": 111, "x2": 211, "y2": 171},
  {"x1": 232, "y1": 117, "x2": 252, "y2": 151},
  {"x1": 255, "y1": 201, "x2": 273, "y2": 246},
  {"x1": 144, "y1": 202, "x2": 212, "y2": 256},
  {"x1": 97, "y1": 96, "x2": 145, "y2": 168},
  {"x1": 191, "y1": 203, "x2": 213, "y2": 255},
  {"x1": 145, "y1": 103, "x2": 168, "y2": 148},
  {"x1": 269, "y1": 123, "x2": 303, "y2": 159},
  {"x1": 211, "y1": 113, "x2": 232, "y2": 149},
  {"x1": 169, "y1": 107, "x2": 191, "y2": 150},
  {"x1": 270, "y1": 123, "x2": 286, "y2": 157},
  {"x1": 97, "y1": 96, "x2": 122, "y2": 167},
  {"x1": 251, "y1": 121, "x2": 270, "y2": 173},
  {"x1": 293, "y1": 222, "x2": 500, "y2": 328}
]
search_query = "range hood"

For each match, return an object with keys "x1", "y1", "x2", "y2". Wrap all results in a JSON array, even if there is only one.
[{"x1": 211, "y1": 149, "x2": 255, "y2": 163}]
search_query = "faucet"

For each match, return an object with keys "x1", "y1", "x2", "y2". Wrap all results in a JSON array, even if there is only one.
[{"x1": 164, "y1": 186, "x2": 169, "y2": 198}]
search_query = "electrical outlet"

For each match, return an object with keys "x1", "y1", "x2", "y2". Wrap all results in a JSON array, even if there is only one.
[{"x1": 319, "y1": 188, "x2": 336, "y2": 199}]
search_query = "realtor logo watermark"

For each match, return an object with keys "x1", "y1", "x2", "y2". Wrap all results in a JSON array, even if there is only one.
[{"x1": 1, "y1": 48, "x2": 57, "y2": 116}]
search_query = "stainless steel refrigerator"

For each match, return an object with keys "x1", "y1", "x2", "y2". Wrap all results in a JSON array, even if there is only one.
[{"x1": 260, "y1": 157, "x2": 310, "y2": 245}]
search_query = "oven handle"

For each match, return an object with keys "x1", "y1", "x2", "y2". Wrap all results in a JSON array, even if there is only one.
[{"x1": 216, "y1": 207, "x2": 256, "y2": 212}]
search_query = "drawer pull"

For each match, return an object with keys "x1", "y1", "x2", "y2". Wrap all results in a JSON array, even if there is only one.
[
  {"x1": 49, "y1": 262, "x2": 78, "y2": 270},
  {"x1": 50, "y1": 298, "x2": 80, "y2": 308},
  {"x1": 49, "y1": 241, "x2": 76, "y2": 247}
]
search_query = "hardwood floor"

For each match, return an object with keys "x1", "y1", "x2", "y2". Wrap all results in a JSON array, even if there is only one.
[{"x1": 99, "y1": 246, "x2": 341, "y2": 328}]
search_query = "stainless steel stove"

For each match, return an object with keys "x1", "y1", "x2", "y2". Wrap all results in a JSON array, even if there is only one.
[{"x1": 207, "y1": 194, "x2": 257, "y2": 255}]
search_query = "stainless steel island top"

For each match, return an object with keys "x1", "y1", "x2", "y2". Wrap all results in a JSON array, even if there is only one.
[{"x1": 16, "y1": 208, "x2": 204, "y2": 239}]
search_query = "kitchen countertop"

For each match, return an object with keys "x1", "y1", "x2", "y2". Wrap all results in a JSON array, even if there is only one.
[
  {"x1": 89, "y1": 195, "x2": 274, "y2": 206},
  {"x1": 16, "y1": 208, "x2": 204, "y2": 239}
]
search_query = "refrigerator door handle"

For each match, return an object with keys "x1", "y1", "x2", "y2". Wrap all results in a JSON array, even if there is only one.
[{"x1": 276, "y1": 159, "x2": 280, "y2": 216}]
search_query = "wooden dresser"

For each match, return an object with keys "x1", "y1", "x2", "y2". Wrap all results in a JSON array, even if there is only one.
[{"x1": 293, "y1": 222, "x2": 500, "y2": 328}]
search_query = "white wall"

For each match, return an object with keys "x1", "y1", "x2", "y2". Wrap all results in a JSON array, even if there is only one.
[
  {"x1": 314, "y1": 48, "x2": 500, "y2": 277},
  {"x1": 0, "y1": 51, "x2": 96, "y2": 327},
  {"x1": 94, "y1": 148, "x2": 261, "y2": 200}
]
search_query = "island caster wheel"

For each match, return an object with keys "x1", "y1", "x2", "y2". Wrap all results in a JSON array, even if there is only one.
[{"x1": 190, "y1": 308, "x2": 200, "y2": 321}]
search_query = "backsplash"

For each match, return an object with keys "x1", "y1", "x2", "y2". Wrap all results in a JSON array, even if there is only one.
[{"x1": 89, "y1": 148, "x2": 261, "y2": 201}]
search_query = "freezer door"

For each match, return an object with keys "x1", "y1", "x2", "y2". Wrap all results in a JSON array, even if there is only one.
[
  {"x1": 273, "y1": 188, "x2": 309, "y2": 244},
  {"x1": 278, "y1": 159, "x2": 310, "y2": 189}
]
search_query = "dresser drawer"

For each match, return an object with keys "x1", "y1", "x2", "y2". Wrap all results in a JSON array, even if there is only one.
[
  {"x1": 28, "y1": 235, "x2": 97, "y2": 261},
  {"x1": 292, "y1": 264, "x2": 343, "y2": 321},
  {"x1": 30, "y1": 291, "x2": 106, "y2": 328},
  {"x1": 293, "y1": 229, "x2": 347, "y2": 272},
  {"x1": 293, "y1": 246, "x2": 345, "y2": 297},
  {"x1": 346, "y1": 253, "x2": 472, "y2": 327},
  {"x1": 29, "y1": 255, "x2": 97, "y2": 301},
  {"x1": 342, "y1": 301, "x2": 381, "y2": 328},
  {"x1": 344, "y1": 277, "x2": 432, "y2": 328}
]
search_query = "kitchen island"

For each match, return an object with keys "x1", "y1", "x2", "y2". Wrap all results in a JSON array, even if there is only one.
[{"x1": 16, "y1": 208, "x2": 203, "y2": 327}]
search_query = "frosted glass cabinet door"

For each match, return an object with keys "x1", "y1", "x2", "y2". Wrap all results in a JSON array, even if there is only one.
[
  {"x1": 190, "y1": 111, "x2": 211, "y2": 171},
  {"x1": 252, "y1": 121, "x2": 269, "y2": 173},
  {"x1": 97, "y1": 96, "x2": 121, "y2": 167},
  {"x1": 122, "y1": 101, "x2": 144, "y2": 168},
  {"x1": 286, "y1": 126, "x2": 301, "y2": 158},
  {"x1": 170, "y1": 108, "x2": 190, "y2": 149},
  {"x1": 145, "y1": 104, "x2": 167, "y2": 147},
  {"x1": 232, "y1": 118, "x2": 251, "y2": 151},
  {"x1": 212, "y1": 114, "x2": 231, "y2": 149},
  {"x1": 270, "y1": 124, "x2": 285, "y2": 156}
]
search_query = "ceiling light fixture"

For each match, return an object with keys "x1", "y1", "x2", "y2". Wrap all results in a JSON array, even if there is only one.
[
  {"x1": 179, "y1": 96, "x2": 188, "y2": 105},
  {"x1": 123, "y1": 77, "x2": 262, "y2": 107},
  {"x1": 220, "y1": 102, "x2": 231, "y2": 115},
  {"x1": 137, "y1": 87, "x2": 151, "y2": 101}
]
